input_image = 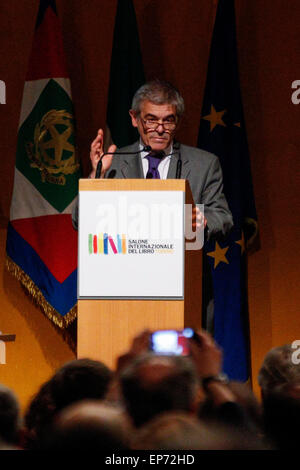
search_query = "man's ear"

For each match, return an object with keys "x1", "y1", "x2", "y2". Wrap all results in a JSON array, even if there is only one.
[{"x1": 129, "y1": 109, "x2": 138, "y2": 128}]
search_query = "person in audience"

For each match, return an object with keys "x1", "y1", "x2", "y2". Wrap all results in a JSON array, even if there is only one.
[
  {"x1": 131, "y1": 411, "x2": 214, "y2": 450},
  {"x1": 261, "y1": 381, "x2": 300, "y2": 449},
  {"x1": 120, "y1": 353, "x2": 201, "y2": 428},
  {"x1": 0, "y1": 384, "x2": 21, "y2": 449},
  {"x1": 118, "y1": 328, "x2": 262, "y2": 439},
  {"x1": 15, "y1": 334, "x2": 300, "y2": 450},
  {"x1": 258, "y1": 343, "x2": 300, "y2": 399},
  {"x1": 198, "y1": 378, "x2": 265, "y2": 439},
  {"x1": 258, "y1": 343, "x2": 300, "y2": 449},
  {"x1": 131, "y1": 411, "x2": 268, "y2": 450},
  {"x1": 226, "y1": 380, "x2": 263, "y2": 433},
  {"x1": 22, "y1": 380, "x2": 53, "y2": 450},
  {"x1": 42, "y1": 400, "x2": 131, "y2": 450},
  {"x1": 22, "y1": 358, "x2": 113, "y2": 449},
  {"x1": 48, "y1": 357, "x2": 113, "y2": 412}
]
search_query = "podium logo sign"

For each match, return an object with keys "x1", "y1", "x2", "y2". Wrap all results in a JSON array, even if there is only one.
[
  {"x1": 78, "y1": 190, "x2": 200, "y2": 299},
  {"x1": 88, "y1": 234, "x2": 176, "y2": 256},
  {"x1": 89, "y1": 233, "x2": 127, "y2": 254}
]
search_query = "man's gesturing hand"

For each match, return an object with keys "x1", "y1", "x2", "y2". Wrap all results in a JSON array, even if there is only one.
[
  {"x1": 89, "y1": 128, "x2": 117, "y2": 178},
  {"x1": 192, "y1": 205, "x2": 207, "y2": 231}
]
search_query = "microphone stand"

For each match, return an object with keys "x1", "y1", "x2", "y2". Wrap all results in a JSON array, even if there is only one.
[
  {"x1": 174, "y1": 142, "x2": 182, "y2": 179},
  {"x1": 95, "y1": 145, "x2": 152, "y2": 178}
]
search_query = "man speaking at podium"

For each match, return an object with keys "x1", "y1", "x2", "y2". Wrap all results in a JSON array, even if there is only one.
[
  {"x1": 74, "y1": 79, "x2": 233, "y2": 241},
  {"x1": 73, "y1": 80, "x2": 233, "y2": 331}
]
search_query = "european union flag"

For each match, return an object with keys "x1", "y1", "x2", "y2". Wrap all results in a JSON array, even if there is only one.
[{"x1": 197, "y1": 0, "x2": 258, "y2": 381}]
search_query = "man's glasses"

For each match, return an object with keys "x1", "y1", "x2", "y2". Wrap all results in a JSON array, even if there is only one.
[{"x1": 141, "y1": 117, "x2": 177, "y2": 132}]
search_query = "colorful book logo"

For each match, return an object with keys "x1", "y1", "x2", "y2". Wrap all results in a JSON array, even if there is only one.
[{"x1": 88, "y1": 233, "x2": 127, "y2": 254}]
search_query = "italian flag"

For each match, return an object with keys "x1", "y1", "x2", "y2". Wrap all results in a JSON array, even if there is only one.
[{"x1": 6, "y1": 0, "x2": 80, "y2": 331}]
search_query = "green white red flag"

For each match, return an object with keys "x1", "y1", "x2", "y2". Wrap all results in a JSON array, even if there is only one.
[{"x1": 6, "y1": 0, "x2": 80, "y2": 333}]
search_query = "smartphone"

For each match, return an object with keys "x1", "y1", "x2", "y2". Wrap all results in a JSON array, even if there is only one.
[{"x1": 150, "y1": 328, "x2": 195, "y2": 356}]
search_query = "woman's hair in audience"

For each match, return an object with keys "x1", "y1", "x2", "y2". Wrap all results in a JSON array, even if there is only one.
[{"x1": 258, "y1": 344, "x2": 300, "y2": 397}]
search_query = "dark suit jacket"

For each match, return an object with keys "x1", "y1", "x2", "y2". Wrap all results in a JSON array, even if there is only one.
[{"x1": 72, "y1": 141, "x2": 233, "y2": 238}]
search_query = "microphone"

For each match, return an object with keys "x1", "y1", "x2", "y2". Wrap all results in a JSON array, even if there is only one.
[
  {"x1": 174, "y1": 143, "x2": 182, "y2": 179},
  {"x1": 175, "y1": 152, "x2": 182, "y2": 179},
  {"x1": 95, "y1": 145, "x2": 152, "y2": 178}
]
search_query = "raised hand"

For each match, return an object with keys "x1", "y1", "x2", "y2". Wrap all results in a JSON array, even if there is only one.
[{"x1": 89, "y1": 128, "x2": 117, "y2": 178}]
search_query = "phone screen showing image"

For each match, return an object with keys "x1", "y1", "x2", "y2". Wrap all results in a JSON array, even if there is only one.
[{"x1": 150, "y1": 328, "x2": 194, "y2": 356}]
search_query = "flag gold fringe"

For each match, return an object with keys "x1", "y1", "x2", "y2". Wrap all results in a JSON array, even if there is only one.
[{"x1": 5, "y1": 256, "x2": 77, "y2": 351}]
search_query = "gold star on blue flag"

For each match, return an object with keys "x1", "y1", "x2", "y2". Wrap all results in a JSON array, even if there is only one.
[{"x1": 197, "y1": 0, "x2": 258, "y2": 381}]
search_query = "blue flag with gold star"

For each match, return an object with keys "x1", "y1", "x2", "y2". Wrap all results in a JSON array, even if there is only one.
[{"x1": 197, "y1": 0, "x2": 258, "y2": 381}]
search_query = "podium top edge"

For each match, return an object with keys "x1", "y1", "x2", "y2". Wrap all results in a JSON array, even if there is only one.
[{"x1": 79, "y1": 179, "x2": 189, "y2": 192}]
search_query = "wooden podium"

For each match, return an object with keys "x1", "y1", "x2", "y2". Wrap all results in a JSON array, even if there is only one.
[{"x1": 77, "y1": 178, "x2": 202, "y2": 369}]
